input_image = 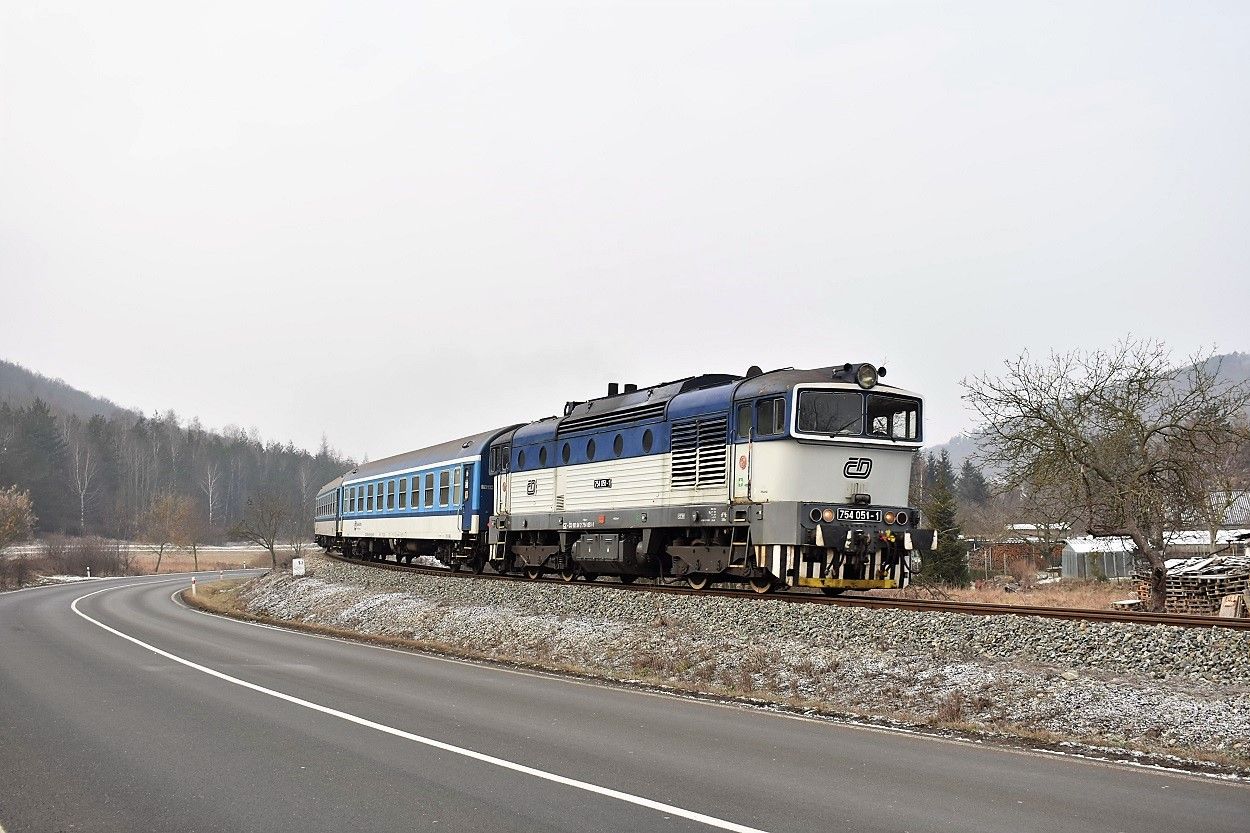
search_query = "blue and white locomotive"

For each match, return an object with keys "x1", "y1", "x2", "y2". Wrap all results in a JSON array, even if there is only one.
[{"x1": 315, "y1": 363, "x2": 935, "y2": 593}]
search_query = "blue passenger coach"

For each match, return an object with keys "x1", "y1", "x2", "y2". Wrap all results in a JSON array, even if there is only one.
[{"x1": 314, "y1": 426, "x2": 520, "y2": 571}]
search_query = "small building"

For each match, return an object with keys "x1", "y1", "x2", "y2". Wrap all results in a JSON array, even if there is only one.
[{"x1": 1061, "y1": 536, "x2": 1138, "y2": 580}]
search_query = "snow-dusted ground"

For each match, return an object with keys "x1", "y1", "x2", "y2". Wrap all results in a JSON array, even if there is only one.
[{"x1": 231, "y1": 553, "x2": 1250, "y2": 769}]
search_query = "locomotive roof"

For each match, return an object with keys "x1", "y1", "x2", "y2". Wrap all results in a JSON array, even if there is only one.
[
  {"x1": 511, "y1": 374, "x2": 740, "y2": 443},
  {"x1": 343, "y1": 425, "x2": 520, "y2": 484},
  {"x1": 732, "y1": 365, "x2": 922, "y2": 400},
  {"x1": 501, "y1": 365, "x2": 921, "y2": 446}
]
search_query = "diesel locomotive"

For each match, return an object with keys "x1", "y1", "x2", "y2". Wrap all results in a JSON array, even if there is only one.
[{"x1": 315, "y1": 363, "x2": 935, "y2": 593}]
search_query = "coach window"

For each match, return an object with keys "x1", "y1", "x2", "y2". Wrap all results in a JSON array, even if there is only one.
[
  {"x1": 410, "y1": 478, "x2": 418, "y2": 509},
  {"x1": 756, "y1": 398, "x2": 785, "y2": 436},
  {"x1": 452, "y1": 467, "x2": 462, "y2": 507},
  {"x1": 387, "y1": 481, "x2": 396, "y2": 510},
  {"x1": 424, "y1": 472, "x2": 434, "y2": 508},
  {"x1": 399, "y1": 478, "x2": 407, "y2": 509},
  {"x1": 613, "y1": 434, "x2": 623, "y2": 457},
  {"x1": 439, "y1": 470, "x2": 450, "y2": 506},
  {"x1": 367, "y1": 484, "x2": 374, "y2": 511},
  {"x1": 642, "y1": 429, "x2": 654, "y2": 454},
  {"x1": 586, "y1": 438, "x2": 596, "y2": 461},
  {"x1": 735, "y1": 403, "x2": 752, "y2": 440}
]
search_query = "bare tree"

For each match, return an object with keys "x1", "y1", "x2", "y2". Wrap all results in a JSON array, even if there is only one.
[
  {"x1": 176, "y1": 502, "x2": 208, "y2": 571},
  {"x1": 234, "y1": 491, "x2": 291, "y2": 568},
  {"x1": 64, "y1": 417, "x2": 100, "y2": 534},
  {"x1": 0, "y1": 486, "x2": 36, "y2": 551},
  {"x1": 0, "y1": 487, "x2": 38, "y2": 589},
  {"x1": 141, "y1": 493, "x2": 192, "y2": 573},
  {"x1": 197, "y1": 458, "x2": 221, "y2": 527},
  {"x1": 964, "y1": 340, "x2": 1250, "y2": 611}
]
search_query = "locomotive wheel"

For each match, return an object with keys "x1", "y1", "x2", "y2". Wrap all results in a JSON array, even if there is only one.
[
  {"x1": 618, "y1": 575, "x2": 637, "y2": 585},
  {"x1": 450, "y1": 560, "x2": 461, "y2": 573},
  {"x1": 471, "y1": 559, "x2": 486, "y2": 575},
  {"x1": 820, "y1": 586, "x2": 846, "y2": 597},
  {"x1": 583, "y1": 573, "x2": 598, "y2": 582},
  {"x1": 524, "y1": 565, "x2": 542, "y2": 581},
  {"x1": 560, "y1": 566, "x2": 577, "y2": 583},
  {"x1": 749, "y1": 576, "x2": 774, "y2": 595},
  {"x1": 687, "y1": 574, "x2": 711, "y2": 591}
]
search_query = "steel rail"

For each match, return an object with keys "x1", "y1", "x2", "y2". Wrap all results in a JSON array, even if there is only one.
[{"x1": 320, "y1": 550, "x2": 1250, "y2": 631}]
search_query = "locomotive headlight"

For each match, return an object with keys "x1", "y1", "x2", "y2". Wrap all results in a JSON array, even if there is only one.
[
  {"x1": 884, "y1": 511, "x2": 896, "y2": 524},
  {"x1": 821, "y1": 508, "x2": 835, "y2": 523},
  {"x1": 855, "y1": 363, "x2": 878, "y2": 389}
]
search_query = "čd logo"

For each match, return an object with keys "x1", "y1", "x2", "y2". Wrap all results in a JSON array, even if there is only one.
[{"x1": 843, "y1": 458, "x2": 872, "y2": 479}]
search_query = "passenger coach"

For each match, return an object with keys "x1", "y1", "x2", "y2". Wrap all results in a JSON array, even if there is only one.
[{"x1": 315, "y1": 426, "x2": 520, "y2": 571}]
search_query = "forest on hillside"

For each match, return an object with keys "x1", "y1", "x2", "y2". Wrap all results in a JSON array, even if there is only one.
[{"x1": 0, "y1": 396, "x2": 353, "y2": 541}]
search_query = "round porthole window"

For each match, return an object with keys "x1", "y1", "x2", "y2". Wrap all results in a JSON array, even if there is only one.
[
  {"x1": 562, "y1": 443, "x2": 571, "y2": 464},
  {"x1": 517, "y1": 450, "x2": 526, "y2": 469},
  {"x1": 613, "y1": 434, "x2": 624, "y2": 457},
  {"x1": 539, "y1": 446, "x2": 548, "y2": 466},
  {"x1": 642, "y1": 429, "x2": 654, "y2": 454},
  {"x1": 587, "y1": 438, "x2": 596, "y2": 460}
]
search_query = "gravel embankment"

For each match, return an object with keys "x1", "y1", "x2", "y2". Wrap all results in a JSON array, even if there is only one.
[{"x1": 232, "y1": 553, "x2": 1250, "y2": 766}]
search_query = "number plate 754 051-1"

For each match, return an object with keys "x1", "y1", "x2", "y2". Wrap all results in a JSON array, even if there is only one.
[{"x1": 836, "y1": 508, "x2": 882, "y2": 522}]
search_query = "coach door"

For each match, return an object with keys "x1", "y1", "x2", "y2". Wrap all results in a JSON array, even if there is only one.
[
  {"x1": 460, "y1": 463, "x2": 476, "y2": 533},
  {"x1": 731, "y1": 402, "x2": 752, "y2": 503}
]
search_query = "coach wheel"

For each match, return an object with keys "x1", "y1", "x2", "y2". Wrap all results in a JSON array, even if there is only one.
[
  {"x1": 618, "y1": 575, "x2": 636, "y2": 585},
  {"x1": 687, "y1": 574, "x2": 712, "y2": 591},
  {"x1": 560, "y1": 566, "x2": 577, "y2": 583},
  {"x1": 820, "y1": 586, "x2": 846, "y2": 597},
  {"x1": 749, "y1": 576, "x2": 774, "y2": 595},
  {"x1": 524, "y1": 565, "x2": 542, "y2": 581}
]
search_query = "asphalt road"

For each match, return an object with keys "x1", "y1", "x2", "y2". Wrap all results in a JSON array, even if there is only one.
[{"x1": 0, "y1": 574, "x2": 1246, "y2": 833}]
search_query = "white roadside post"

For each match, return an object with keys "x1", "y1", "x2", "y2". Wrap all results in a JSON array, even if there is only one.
[
  {"x1": 86, "y1": 566, "x2": 91, "y2": 578},
  {"x1": 191, "y1": 575, "x2": 197, "y2": 596},
  {"x1": 292, "y1": 558, "x2": 306, "y2": 577}
]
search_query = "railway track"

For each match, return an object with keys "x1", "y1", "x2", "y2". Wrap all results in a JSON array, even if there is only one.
[{"x1": 321, "y1": 550, "x2": 1250, "y2": 631}]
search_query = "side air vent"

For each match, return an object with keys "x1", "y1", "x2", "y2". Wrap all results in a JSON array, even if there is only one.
[
  {"x1": 557, "y1": 401, "x2": 667, "y2": 437},
  {"x1": 671, "y1": 413, "x2": 729, "y2": 488}
]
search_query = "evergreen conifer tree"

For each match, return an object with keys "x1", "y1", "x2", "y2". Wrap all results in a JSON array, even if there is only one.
[
  {"x1": 956, "y1": 459, "x2": 990, "y2": 505},
  {"x1": 921, "y1": 474, "x2": 970, "y2": 586}
]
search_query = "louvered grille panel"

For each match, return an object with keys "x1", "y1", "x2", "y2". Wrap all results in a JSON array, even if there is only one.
[
  {"x1": 557, "y1": 402, "x2": 668, "y2": 437},
  {"x1": 671, "y1": 414, "x2": 728, "y2": 488}
]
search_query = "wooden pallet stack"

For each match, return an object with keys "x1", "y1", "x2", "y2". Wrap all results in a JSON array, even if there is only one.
[{"x1": 1135, "y1": 555, "x2": 1250, "y2": 614}]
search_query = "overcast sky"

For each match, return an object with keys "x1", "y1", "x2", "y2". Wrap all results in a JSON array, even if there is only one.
[{"x1": 2, "y1": 1, "x2": 1247, "y2": 461}]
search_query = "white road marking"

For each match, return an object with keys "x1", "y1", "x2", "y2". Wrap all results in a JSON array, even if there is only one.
[{"x1": 72, "y1": 583, "x2": 771, "y2": 833}]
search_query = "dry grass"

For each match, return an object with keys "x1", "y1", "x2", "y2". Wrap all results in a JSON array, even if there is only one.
[
  {"x1": 131, "y1": 548, "x2": 276, "y2": 574},
  {"x1": 874, "y1": 578, "x2": 1132, "y2": 609}
]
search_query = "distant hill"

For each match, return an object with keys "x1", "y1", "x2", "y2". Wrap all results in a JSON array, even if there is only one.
[
  {"x1": 927, "y1": 350, "x2": 1250, "y2": 470},
  {"x1": 0, "y1": 359, "x2": 137, "y2": 422},
  {"x1": 0, "y1": 358, "x2": 351, "y2": 537}
]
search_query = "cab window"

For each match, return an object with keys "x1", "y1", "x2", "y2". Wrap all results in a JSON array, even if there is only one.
[
  {"x1": 735, "y1": 403, "x2": 752, "y2": 441},
  {"x1": 756, "y1": 398, "x2": 785, "y2": 436}
]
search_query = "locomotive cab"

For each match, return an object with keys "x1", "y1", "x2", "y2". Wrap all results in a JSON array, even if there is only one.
[{"x1": 731, "y1": 364, "x2": 934, "y2": 592}]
